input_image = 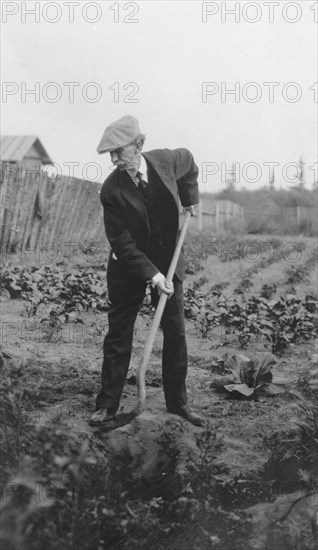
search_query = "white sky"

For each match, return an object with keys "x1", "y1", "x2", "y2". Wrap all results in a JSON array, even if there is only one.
[{"x1": 1, "y1": 0, "x2": 317, "y2": 191}]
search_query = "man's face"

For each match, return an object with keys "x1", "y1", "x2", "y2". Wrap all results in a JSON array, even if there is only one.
[{"x1": 110, "y1": 142, "x2": 141, "y2": 174}]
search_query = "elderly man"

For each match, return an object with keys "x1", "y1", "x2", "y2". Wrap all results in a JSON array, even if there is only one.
[{"x1": 89, "y1": 115, "x2": 204, "y2": 427}]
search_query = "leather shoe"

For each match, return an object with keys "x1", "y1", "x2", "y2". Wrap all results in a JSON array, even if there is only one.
[
  {"x1": 89, "y1": 408, "x2": 116, "y2": 426},
  {"x1": 167, "y1": 405, "x2": 205, "y2": 426}
]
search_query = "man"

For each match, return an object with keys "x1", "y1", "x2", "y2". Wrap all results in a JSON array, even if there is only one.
[{"x1": 89, "y1": 115, "x2": 204, "y2": 427}]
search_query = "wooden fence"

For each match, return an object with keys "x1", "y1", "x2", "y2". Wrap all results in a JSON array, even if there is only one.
[
  {"x1": 196, "y1": 199, "x2": 244, "y2": 231},
  {"x1": 0, "y1": 162, "x2": 316, "y2": 256},
  {"x1": 0, "y1": 162, "x2": 106, "y2": 254},
  {"x1": 244, "y1": 204, "x2": 318, "y2": 234}
]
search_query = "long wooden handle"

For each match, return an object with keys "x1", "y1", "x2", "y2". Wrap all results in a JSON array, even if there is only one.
[{"x1": 135, "y1": 210, "x2": 192, "y2": 414}]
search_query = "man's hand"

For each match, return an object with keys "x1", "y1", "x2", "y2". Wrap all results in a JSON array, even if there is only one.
[
  {"x1": 183, "y1": 204, "x2": 198, "y2": 217},
  {"x1": 156, "y1": 278, "x2": 174, "y2": 297},
  {"x1": 150, "y1": 272, "x2": 174, "y2": 297}
]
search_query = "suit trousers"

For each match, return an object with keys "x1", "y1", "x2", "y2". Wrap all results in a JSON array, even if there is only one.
[{"x1": 96, "y1": 270, "x2": 188, "y2": 413}]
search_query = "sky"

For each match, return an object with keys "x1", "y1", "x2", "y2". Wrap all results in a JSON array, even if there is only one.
[{"x1": 1, "y1": 0, "x2": 317, "y2": 191}]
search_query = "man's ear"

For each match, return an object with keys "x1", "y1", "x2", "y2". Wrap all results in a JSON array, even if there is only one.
[{"x1": 135, "y1": 139, "x2": 143, "y2": 152}]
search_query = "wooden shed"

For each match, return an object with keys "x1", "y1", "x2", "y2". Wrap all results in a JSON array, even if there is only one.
[
  {"x1": 0, "y1": 136, "x2": 53, "y2": 253},
  {"x1": 0, "y1": 135, "x2": 52, "y2": 172}
]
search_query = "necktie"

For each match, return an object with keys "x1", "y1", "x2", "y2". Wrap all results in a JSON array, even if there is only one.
[{"x1": 137, "y1": 171, "x2": 149, "y2": 202}]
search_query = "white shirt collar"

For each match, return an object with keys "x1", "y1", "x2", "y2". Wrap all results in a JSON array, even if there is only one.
[
  {"x1": 127, "y1": 154, "x2": 148, "y2": 187},
  {"x1": 139, "y1": 154, "x2": 148, "y2": 182}
]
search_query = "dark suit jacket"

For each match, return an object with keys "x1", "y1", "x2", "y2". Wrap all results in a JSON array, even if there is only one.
[{"x1": 100, "y1": 148, "x2": 199, "y2": 283}]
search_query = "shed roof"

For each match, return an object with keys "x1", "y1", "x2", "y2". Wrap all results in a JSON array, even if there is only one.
[{"x1": 0, "y1": 136, "x2": 52, "y2": 164}]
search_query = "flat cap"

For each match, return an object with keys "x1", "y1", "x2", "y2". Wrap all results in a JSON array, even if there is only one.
[{"x1": 97, "y1": 115, "x2": 141, "y2": 154}]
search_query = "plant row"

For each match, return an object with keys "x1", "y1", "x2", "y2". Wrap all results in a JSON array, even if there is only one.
[
  {"x1": 0, "y1": 264, "x2": 110, "y2": 316},
  {"x1": 184, "y1": 288, "x2": 318, "y2": 354}
]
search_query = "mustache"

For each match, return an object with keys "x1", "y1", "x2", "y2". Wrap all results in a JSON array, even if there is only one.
[{"x1": 115, "y1": 161, "x2": 137, "y2": 171}]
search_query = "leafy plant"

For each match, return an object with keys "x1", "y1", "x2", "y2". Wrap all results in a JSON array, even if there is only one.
[
  {"x1": 260, "y1": 283, "x2": 277, "y2": 300},
  {"x1": 234, "y1": 277, "x2": 253, "y2": 295},
  {"x1": 210, "y1": 282, "x2": 229, "y2": 296},
  {"x1": 184, "y1": 233, "x2": 205, "y2": 274},
  {"x1": 40, "y1": 302, "x2": 84, "y2": 327},
  {"x1": 0, "y1": 353, "x2": 43, "y2": 462},
  {"x1": 213, "y1": 352, "x2": 285, "y2": 397},
  {"x1": 0, "y1": 473, "x2": 52, "y2": 550},
  {"x1": 285, "y1": 264, "x2": 310, "y2": 285}
]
